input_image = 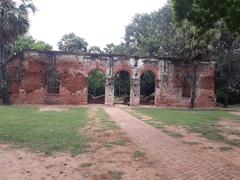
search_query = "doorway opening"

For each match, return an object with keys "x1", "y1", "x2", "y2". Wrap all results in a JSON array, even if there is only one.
[
  {"x1": 114, "y1": 71, "x2": 130, "y2": 105},
  {"x1": 88, "y1": 69, "x2": 106, "y2": 104},
  {"x1": 140, "y1": 71, "x2": 155, "y2": 105}
]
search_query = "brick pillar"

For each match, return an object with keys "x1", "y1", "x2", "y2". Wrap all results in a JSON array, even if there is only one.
[
  {"x1": 155, "y1": 79, "x2": 161, "y2": 106},
  {"x1": 105, "y1": 78, "x2": 114, "y2": 105},
  {"x1": 130, "y1": 78, "x2": 140, "y2": 106}
]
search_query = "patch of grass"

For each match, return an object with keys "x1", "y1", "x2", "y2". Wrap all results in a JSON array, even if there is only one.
[
  {"x1": 104, "y1": 143, "x2": 113, "y2": 148},
  {"x1": 134, "y1": 108, "x2": 240, "y2": 146},
  {"x1": 182, "y1": 141, "x2": 200, "y2": 146},
  {"x1": 219, "y1": 147, "x2": 233, "y2": 152},
  {"x1": 146, "y1": 121, "x2": 165, "y2": 129},
  {"x1": 98, "y1": 108, "x2": 118, "y2": 130},
  {"x1": 229, "y1": 131, "x2": 240, "y2": 137},
  {"x1": 133, "y1": 150, "x2": 145, "y2": 159},
  {"x1": 0, "y1": 106, "x2": 89, "y2": 155},
  {"x1": 107, "y1": 160, "x2": 116, "y2": 163},
  {"x1": 108, "y1": 170, "x2": 124, "y2": 180},
  {"x1": 162, "y1": 130, "x2": 184, "y2": 138},
  {"x1": 109, "y1": 140, "x2": 126, "y2": 146},
  {"x1": 81, "y1": 162, "x2": 92, "y2": 167}
]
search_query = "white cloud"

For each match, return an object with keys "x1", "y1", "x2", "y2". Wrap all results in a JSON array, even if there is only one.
[{"x1": 29, "y1": 0, "x2": 167, "y2": 50}]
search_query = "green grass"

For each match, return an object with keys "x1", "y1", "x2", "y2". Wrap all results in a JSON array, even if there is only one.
[
  {"x1": 133, "y1": 150, "x2": 145, "y2": 159},
  {"x1": 134, "y1": 108, "x2": 240, "y2": 146},
  {"x1": 98, "y1": 108, "x2": 118, "y2": 131},
  {"x1": 0, "y1": 106, "x2": 89, "y2": 155},
  {"x1": 108, "y1": 170, "x2": 124, "y2": 180},
  {"x1": 219, "y1": 146, "x2": 233, "y2": 152},
  {"x1": 162, "y1": 130, "x2": 184, "y2": 138},
  {"x1": 81, "y1": 162, "x2": 92, "y2": 167},
  {"x1": 108, "y1": 140, "x2": 126, "y2": 146}
]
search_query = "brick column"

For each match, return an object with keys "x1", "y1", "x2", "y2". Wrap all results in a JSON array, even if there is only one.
[
  {"x1": 105, "y1": 78, "x2": 114, "y2": 105},
  {"x1": 130, "y1": 78, "x2": 140, "y2": 106}
]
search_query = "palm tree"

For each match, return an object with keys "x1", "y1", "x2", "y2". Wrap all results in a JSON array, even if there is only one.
[{"x1": 0, "y1": 0, "x2": 36, "y2": 104}]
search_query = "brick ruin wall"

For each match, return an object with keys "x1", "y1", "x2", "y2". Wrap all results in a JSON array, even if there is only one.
[{"x1": 6, "y1": 50, "x2": 216, "y2": 108}]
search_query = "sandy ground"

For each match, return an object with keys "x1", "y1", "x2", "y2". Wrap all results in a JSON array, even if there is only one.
[
  {"x1": 0, "y1": 107, "x2": 158, "y2": 180},
  {"x1": 104, "y1": 107, "x2": 240, "y2": 180},
  {"x1": 1, "y1": 106, "x2": 240, "y2": 180}
]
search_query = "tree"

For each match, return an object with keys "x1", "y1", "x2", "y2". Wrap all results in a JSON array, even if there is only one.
[
  {"x1": 58, "y1": 33, "x2": 88, "y2": 53},
  {"x1": 172, "y1": 0, "x2": 240, "y2": 107},
  {"x1": 0, "y1": 0, "x2": 36, "y2": 104},
  {"x1": 214, "y1": 23, "x2": 240, "y2": 107},
  {"x1": 9, "y1": 35, "x2": 52, "y2": 56},
  {"x1": 88, "y1": 70, "x2": 105, "y2": 97},
  {"x1": 124, "y1": 3, "x2": 178, "y2": 57},
  {"x1": 103, "y1": 43, "x2": 128, "y2": 55},
  {"x1": 172, "y1": 0, "x2": 240, "y2": 35},
  {"x1": 124, "y1": 2, "x2": 215, "y2": 108},
  {"x1": 175, "y1": 20, "x2": 215, "y2": 108},
  {"x1": 88, "y1": 46, "x2": 102, "y2": 54}
]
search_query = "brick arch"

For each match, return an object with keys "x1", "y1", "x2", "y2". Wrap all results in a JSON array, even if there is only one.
[
  {"x1": 138, "y1": 65, "x2": 159, "y2": 79},
  {"x1": 86, "y1": 66, "x2": 107, "y2": 77},
  {"x1": 114, "y1": 64, "x2": 132, "y2": 77},
  {"x1": 140, "y1": 70, "x2": 157, "y2": 79},
  {"x1": 87, "y1": 68, "x2": 106, "y2": 77}
]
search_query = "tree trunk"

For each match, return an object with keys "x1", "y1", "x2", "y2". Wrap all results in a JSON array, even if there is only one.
[
  {"x1": 0, "y1": 44, "x2": 10, "y2": 105},
  {"x1": 190, "y1": 62, "x2": 198, "y2": 108},
  {"x1": 223, "y1": 89, "x2": 229, "y2": 108},
  {"x1": 223, "y1": 55, "x2": 230, "y2": 108}
]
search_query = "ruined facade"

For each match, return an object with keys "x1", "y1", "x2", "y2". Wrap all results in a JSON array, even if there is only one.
[{"x1": 6, "y1": 50, "x2": 216, "y2": 108}]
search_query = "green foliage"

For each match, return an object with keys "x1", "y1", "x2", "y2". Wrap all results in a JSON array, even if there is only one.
[
  {"x1": 140, "y1": 71, "x2": 155, "y2": 105},
  {"x1": 125, "y1": 3, "x2": 178, "y2": 57},
  {"x1": 88, "y1": 70, "x2": 106, "y2": 97},
  {"x1": 58, "y1": 33, "x2": 88, "y2": 53},
  {"x1": 103, "y1": 43, "x2": 128, "y2": 55},
  {"x1": 0, "y1": 0, "x2": 36, "y2": 105},
  {"x1": 172, "y1": 0, "x2": 240, "y2": 35},
  {"x1": 0, "y1": 0, "x2": 36, "y2": 45},
  {"x1": 140, "y1": 71, "x2": 155, "y2": 97},
  {"x1": 0, "y1": 106, "x2": 89, "y2": 154},
  {"x1": 114, "y1": 71, "x2": 130, "y2": 98},
  {"x1": 88, "y1": 46, "x2": 103, "y2": 54},
  {"x1": 8, "y1": 35, "x2": 52, "y2": 55},
  {"x1": 214, "y1": 23, "x2": 240, "y2": 106}
]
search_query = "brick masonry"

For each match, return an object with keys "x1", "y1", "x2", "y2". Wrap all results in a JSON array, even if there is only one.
[{"x1": 6, "y1": 50, "x2": 216, "y2": 107}]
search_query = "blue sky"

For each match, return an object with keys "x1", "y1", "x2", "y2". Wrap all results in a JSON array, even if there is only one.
[{"x1": 29, "y1": 0, "x2": 167, "y2": 50}]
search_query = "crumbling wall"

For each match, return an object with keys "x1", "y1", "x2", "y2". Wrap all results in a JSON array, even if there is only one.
[{"x1": 7, "y1": 50, "x2": 216, "y2": 108}]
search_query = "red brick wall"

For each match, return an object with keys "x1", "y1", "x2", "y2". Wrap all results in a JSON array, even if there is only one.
[{"x1": 7, "y1": 50, "x2": 216, "y2": 108}]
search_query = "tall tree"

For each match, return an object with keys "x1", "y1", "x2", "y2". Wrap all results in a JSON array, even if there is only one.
[
  {"x1": 124, "y1": 2, "x2": 215, "y2": 108},
  {"x1": 214, "y1": 23, "x2": 240, "y2": 107},
  {"x1": 125, "y1": 3, "x2": 178, "y2": 57},
  {"x1": 88, "y1": 46, "x2": 102, "y2": 54},
  {"x1": 175, "y1": 20, "x2": 215, "y2": 108},
  {"x1": 172, "y1": 0, "x2": 240, "y2": 35},
  {"x1": 0, "y1": 0, "x2": 36, "y2": 104},
  {"x1": 58, "y1": 33, "x2": 88, "y2": 53}
]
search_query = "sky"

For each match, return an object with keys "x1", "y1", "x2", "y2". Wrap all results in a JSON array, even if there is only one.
[{"x1": 29, "y1": 0, "x2": 168, "y2": 50}]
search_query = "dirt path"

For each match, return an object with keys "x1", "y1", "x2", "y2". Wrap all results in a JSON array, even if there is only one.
[
  {"x1": 104, "y1": 107, "x2": 240, "y2": 180},
  {"x1": 0, "y1": 107, "x2": 158, "y2": 180}
]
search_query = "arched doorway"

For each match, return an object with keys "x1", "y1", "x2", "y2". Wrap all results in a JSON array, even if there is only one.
[
  {"x1": 88, "y1": 69, "x2": 106, "y2": 104},
  {"x1": 140, "y1": 71, "x2": 155, "y2": 105},
  {"x1": 114, "y1": 71, "x2": 130, "y2": 105}
]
